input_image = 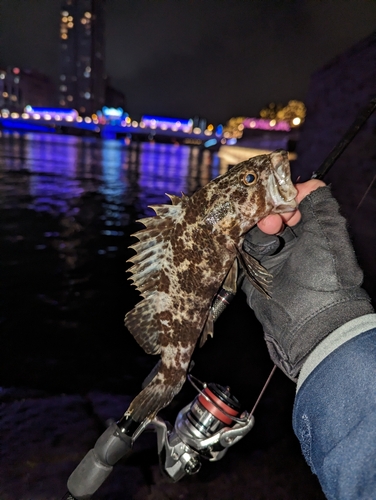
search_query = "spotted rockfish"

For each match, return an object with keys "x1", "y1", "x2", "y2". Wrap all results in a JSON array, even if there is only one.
[{"x1": 124, "y1": 150, "x2": 297, "y2": 422}]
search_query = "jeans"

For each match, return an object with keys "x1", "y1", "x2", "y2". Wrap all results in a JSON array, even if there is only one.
[{"x1": 293, "y1": 327, "x2": 376, "y2": 499}]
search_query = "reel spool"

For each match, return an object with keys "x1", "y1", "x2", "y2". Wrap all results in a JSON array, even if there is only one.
[{"x1": 184, "y1": 379, "x2": 242, "y2": 440}]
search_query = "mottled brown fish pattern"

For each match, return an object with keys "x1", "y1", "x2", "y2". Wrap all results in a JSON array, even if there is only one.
[{"x1": 124, "y1": 150, "x2": 297, "y2": 422}]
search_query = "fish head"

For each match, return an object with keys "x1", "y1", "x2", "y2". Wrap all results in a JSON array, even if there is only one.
[
  {"x1": 266, "y1": 149, "x2": 298, "y2": 213},
  {"x1": 203, "y1": 149, "x2": 297, "y2": 235}
]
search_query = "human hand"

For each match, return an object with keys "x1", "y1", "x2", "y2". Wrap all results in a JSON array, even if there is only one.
[
  {"x1": 257, "y1": 179, "x2": 326, "y2": 235},
  {"x1": 242, "y1": 181, "x2": 373, "y2": 380}
]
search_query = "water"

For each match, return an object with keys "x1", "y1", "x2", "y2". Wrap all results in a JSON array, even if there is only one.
[
  {"x1": 0, "y1": 132, "x2": 231, "y2": 395},
  {"x1": 0, "y1": 133, "x2": 324, "y2": 500}
]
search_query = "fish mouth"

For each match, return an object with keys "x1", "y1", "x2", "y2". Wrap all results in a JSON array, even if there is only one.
[
  {"x1": 267, "y1": 151, "x2": 298, "y2": 213},
  {"x1": 273, "y1": 198, "x2": 298, "y2": 212}
]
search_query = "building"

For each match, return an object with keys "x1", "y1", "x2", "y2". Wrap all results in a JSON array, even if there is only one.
[
  {"x1": 59, "y1": 0, "x2": 106, "y2": 115},
  {"x1": 294, "y1": 30, "x2": 376, "y2": 302},
  {"x1": 0, "y1": 67, "x2": 55, "y2": 112}
]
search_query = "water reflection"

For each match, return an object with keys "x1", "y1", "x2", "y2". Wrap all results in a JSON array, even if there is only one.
[
  {"x1": 0, "y1": 132, "x2": 220, "y2": 271},
  {"x1": 0, "y1": 132, "x2": 218, "y2": 224},
  {"x1": 0, "y1": 132, "x2": 220, "y2": 392}
]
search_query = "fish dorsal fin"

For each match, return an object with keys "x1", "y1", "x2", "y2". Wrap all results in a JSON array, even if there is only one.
[
  {"x1": 125, "y1": 199, "x2": 183, "y2": 355},
  {"x1": 165, "y1": 193, "x2": 181, "y2": 205}
]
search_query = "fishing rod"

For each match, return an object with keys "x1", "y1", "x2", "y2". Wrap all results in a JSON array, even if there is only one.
[
  {"x1": 312, "y1": 96, "x2": 376, "y2": 180},
  {"x1": 62, "y1": 97, "x2": 376, "y2": 500}
]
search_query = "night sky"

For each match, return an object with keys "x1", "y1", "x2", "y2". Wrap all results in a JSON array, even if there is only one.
[{"x1": 1, "y1": 0, "x2": 376, "y2": 123}]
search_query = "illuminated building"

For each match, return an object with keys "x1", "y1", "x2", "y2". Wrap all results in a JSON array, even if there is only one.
[
  {"x1": 0, "y1": 67, "x2": 55, "y2": 112},
  {"x1": 242, "y1": 117, "x2": 291, "y2": 132},
  {"x1": 59, "y1": 0, "x2": 106, "y2": 115},
  {"x1": 192, "y1": 115, "x2": 207, "y2": 133}
]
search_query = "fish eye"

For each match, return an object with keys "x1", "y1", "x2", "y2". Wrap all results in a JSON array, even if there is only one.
[{"x1": 243, "y1": 171, "x2": 257, "y2": 186}]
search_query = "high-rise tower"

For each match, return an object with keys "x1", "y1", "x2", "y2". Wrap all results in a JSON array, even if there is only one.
[{"x1": 59, "y1": 0, "x2": 105, "y2": 115}]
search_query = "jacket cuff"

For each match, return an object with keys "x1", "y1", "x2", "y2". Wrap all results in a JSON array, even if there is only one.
[{"x1": 297, "y1": 313, "x2": 376, "y2": 392}]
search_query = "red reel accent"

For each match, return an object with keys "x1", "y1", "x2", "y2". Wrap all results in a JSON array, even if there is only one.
[{"x1": 198, "y1": 388, "x2": 239, "y2": 425}]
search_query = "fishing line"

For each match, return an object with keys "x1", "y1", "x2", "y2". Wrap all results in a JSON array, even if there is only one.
[
  {"x1": 249, "y1": 364, "x2": 277, "y2": 416},
  {"x1": 350, "y1": 173, "x2": 376, "y2": 222}
]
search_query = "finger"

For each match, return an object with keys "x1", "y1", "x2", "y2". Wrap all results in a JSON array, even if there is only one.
[
  {"x1": 283, "y1": 209, "x2": 302, "y2": 227},
  {"x1": 257, "y1": 214, "x2": 284, "y2": 234},
  {"x1": 256, "y1": 180, "x2": 326, "y2": 234},
  {"x1": 280, "y1": 180, "x2": 325, "y2": 227},
  {"x1": 259, "y1": 208, "x2": 302, "y2": 232},
  {"x1": 295, "y1": 179, "x2": 326, "y2": 203}
]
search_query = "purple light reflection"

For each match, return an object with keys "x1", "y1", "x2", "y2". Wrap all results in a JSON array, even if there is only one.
[
  {"x1": 26, "y1": 134, "x2": 83, "y2": 214},
  {"x1": 100, "y1": 140, "x2": 129, "y2": 201},
  {"x1": 0, "y1": 133, "x2": 219, "y2": 236},
  {"x1": 138, "y1": 143, "x2": 191, "y2": 216}
]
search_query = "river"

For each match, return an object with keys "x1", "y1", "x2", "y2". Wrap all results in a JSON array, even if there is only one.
[
  {"x1": 1, "y1": 132, "x2": 271, "y2": 400},
  {"x1": 0, "y1": 131, "x2": 327, "y2": 500},
  {"x1": 0, "y1": 132, "x2": 234, "y2": 392}
]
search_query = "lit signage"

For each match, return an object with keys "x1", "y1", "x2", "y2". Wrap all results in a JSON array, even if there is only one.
[
  {"x1": 243, "y1": 118, "x2": 291, "y2": 132},
  {"x1": 101, "y1": 107, "x2": 124, "y2": 118}
]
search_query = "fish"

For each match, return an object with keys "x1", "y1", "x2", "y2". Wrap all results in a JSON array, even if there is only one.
[{"x1": 124, "y1": 149, "x2": 297, "y2": 422}]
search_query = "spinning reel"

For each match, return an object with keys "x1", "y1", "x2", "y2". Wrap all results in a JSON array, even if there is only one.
[
  {"x1": 65, "y1": 369, "x2": 276, "y2": 499},
  {"x1": 152, "y1": 374, "x2": 254, "y2": 481}
]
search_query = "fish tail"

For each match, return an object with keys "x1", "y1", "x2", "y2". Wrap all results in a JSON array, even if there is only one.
[{"x1": 126, "y1": 371, "x2": 185, "y2": 422}]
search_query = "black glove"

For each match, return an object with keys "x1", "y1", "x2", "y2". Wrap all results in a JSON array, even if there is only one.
[{"x1": 242, "y1": 186, "x2": 373, "y2": 380}]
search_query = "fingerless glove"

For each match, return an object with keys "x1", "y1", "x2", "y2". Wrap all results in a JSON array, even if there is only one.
[{"x1": 242, "y1": 186, "x2": 373, "y2": 380}]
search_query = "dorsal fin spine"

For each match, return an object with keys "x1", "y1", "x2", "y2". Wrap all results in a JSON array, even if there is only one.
[{"x1": 165, "y1": 193, "x2": 182, "y2": 205}]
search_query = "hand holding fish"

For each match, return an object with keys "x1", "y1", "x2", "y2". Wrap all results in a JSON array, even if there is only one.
[
  {"x1": 247, "y1": 183, "x2": 376, "y2": 500},
  {"x1": 256, "y1": 179, "x2": 325, "y2": 234},
  {"x1": 242, "y1": 182, "x2": 373, "y2": 380}
]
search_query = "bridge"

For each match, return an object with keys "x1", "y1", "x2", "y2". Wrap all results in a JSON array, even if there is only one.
[
  {"x1": 0, "y1": 106, "x2": 297, "y2": 156},
  {"x1": 0, "y1": 107, "x2": 225, "y2": 147}
]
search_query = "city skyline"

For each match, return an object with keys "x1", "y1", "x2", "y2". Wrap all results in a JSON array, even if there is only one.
[
  {"x1": 59, "y1": 0, "x2": 106, "y2": 115},
  {"x1": 1, "y1": 1, "x2": 376, "y2": 123}
]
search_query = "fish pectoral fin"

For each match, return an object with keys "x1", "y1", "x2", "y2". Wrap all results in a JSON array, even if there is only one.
[
  {"x1": 199, "y1": 308, "x2": 214, "y2": 348},
  {"x1": 124, "y1": 298, "x2": 162, "y2": 355},
  {"x1": 236, "y1": 246, "x2": 272, "y2": 298},
  {"x1": 222, "y1": 259, "x2": 238, "y2": 294}
]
